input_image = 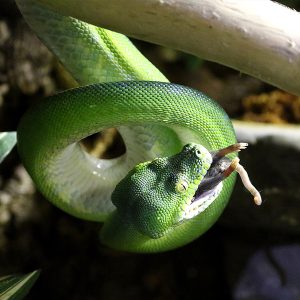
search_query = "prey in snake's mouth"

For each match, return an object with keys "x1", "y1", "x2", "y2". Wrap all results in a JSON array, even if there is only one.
[{"x1": 183, "y1": 143, "x2": 261, "y2": 220}]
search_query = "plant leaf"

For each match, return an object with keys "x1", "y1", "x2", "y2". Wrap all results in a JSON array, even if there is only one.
[
  {"x1": 0, "y1": 132, "x2": 17, "y2": 164},
  {"x1": 0, "y1": 270, "x2": 40, "y2": 300}
]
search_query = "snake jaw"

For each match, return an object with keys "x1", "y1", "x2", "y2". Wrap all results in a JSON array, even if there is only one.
[
  {"x1": 180, "y1": 156, "x2": 229, "y2": 221},
  {"x1": 180, "y1": 142, "x2": 262, "y2": 221},
  {"x1": 181, "y1": 182, "x2": 223, "y2": 220}
]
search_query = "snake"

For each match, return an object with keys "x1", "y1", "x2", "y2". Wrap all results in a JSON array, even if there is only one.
[{"x1": 16, "y1": 0, "x2": 255, "y2": 253}]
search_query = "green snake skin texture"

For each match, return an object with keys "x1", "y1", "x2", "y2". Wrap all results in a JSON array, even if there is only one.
[{"x1": 16, "y1": 0, "x2": 237, "y2": 252}]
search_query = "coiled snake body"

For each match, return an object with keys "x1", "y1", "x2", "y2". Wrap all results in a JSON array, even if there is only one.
[{"x1": 16, "y1": 0, "x2": 240, "y2": 252}]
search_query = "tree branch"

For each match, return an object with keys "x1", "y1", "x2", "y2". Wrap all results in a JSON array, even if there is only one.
[{"x1": 38, "y1": 0, "x2": 300, "y2": 96}]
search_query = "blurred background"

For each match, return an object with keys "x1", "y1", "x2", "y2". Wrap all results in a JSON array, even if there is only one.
[{"x1": 0, "y1": 0, "x2": 300, "y2": 299}]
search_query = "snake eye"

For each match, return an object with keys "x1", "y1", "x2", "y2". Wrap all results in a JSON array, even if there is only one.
[{"x1": 176, "y1": 180, "x2": 188, "y2": 193}]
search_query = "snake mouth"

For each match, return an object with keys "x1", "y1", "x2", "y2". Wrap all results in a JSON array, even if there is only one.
[
  {"x1": 181, "y1": 142, "x2": 262, "y2": 221},
  {"x1": 183, "y1": 182, "x2": 223, "y2": 220},
  {"x1": 183, "y1": 155, "x2": 231, "y2": 220},
  {"x1": 182, "y1": 143, "x2": 259, "y2": 220},
  {"x1": 193, "y1": 155, "x2": 233, "y2": 202}
]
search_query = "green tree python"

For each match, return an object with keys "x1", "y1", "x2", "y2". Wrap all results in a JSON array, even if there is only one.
[{"x1": 16, "y1": 0, "x2": 261, "y2": 252}]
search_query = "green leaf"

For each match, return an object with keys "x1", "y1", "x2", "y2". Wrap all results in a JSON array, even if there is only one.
[
  {"x1": 0, "y1": 270, "x2": 40, "y2": 300},
  {"x1": 0, "y1": 132, "x2": 17, "y2": 164}
]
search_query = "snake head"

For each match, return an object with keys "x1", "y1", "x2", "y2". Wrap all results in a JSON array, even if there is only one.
[{"x1": 112, "y1": 143, "x2": 214, "y2": 239}]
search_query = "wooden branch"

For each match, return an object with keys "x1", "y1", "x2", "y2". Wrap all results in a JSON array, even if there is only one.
[
  {"x1": 38, "y1": 0, "x2": 300, "y2": 95},
  {"x1": 233, "y1": 120, "x2": 300, "y2": 150}
]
